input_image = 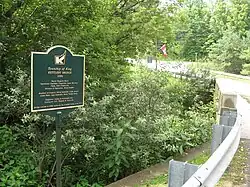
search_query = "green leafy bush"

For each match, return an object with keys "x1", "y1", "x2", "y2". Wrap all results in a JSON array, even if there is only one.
[
  {"x1": 0, "y1": 125, "x2": 42, "y2": 186},
  {"x1": 64, "y1": 68, "x2": 215, "y2": 184},
  {"x1": 0, "y1": 1, "x2": 217, "y2": 186},
  {"x1": 74, "y1": 177, "x2": 102, "y2": 187},
  {"x1": 208, "y1": 30, "x2": 250, "y2": 74},
  {"x1": 241, "y1": 63, "x2": 250, "y2": 75},
  {"x1": 0, "y1": 67, "x2": 215, "y2": 186}
]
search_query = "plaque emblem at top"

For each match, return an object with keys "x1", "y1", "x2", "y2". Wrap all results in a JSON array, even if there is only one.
[{"x1": 54, "y1": 50, "x2": 66, "y2": 65}]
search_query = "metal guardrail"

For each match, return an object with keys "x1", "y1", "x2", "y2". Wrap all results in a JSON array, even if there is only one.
[
  {"x1": 167, "y1": 68, "x2": 245, "y2": 185},
  {"x1": 168, "y1": 103, "x2": 241, "y2": 187},
  {"x1": 182, "y1": 112, "x2": 241, "y2": 187},
  {"x1": 146, "y1": 62, "x2": 245, "y2": 186}
]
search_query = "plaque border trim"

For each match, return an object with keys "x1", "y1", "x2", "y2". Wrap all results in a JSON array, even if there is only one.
[{"x1": 31, "y1": 45, "x2": 85, "y2": 112}]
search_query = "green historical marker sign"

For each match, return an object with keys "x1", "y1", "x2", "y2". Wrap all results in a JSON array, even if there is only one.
[
  {"x1": 31, "y1": 45, "x2": 85, "y2": 187},
  {"x1": 31, "y1": 45, "x2": 85, "y2": 113}
]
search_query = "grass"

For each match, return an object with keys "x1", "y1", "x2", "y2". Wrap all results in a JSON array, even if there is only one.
[
  {"x1": 137, "y1": 151, "x2": 210, "y2": 187},
  {"x1": 216, "y1": 141, "x2": 248, "y2": 187},
  {"x1": 189, "y1": 61, "x2": 250, "y2": 84},
  {"x1": 189, "y1": 61, "x2": 225, "y2": 72},
  {"x1": 136, "y1": 174, "x2": 168, "y2": 187},
  {"x1": 138, "y1": 141, "x2": 248, "y2": 187},
  {"x1": 189, "y1": 151, "x2": 210, "y2": 165}
]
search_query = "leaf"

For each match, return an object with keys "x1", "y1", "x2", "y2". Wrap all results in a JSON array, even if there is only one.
[
  {"x1": 117, "y1": 129, "x2": 123, "y2": 137},
  {"x1": 109, "y1": 169, "x2": 115, "y2": 178},
  {"x1": 9, "y1": 160, "x2": 14, "y2": 165},
  {"x1": 115, "y1": 168, "x2": 120, "y2": 179},
  {"x1": 115, "y1": 154, "x2": 119, "y2": 163},
  {"x1": 109, "y1": 161, "x2": 115, "y2": 169},
  {"x1": 179, "y1": 145, "x2": 184, "y2": 155},
  {"x1": 116, "y1": 139, "x2": 122, "y2": 149}
]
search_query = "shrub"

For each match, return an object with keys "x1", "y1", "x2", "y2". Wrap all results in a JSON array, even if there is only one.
[
  {"x1": 0, "y1": 68, "x2": 215, "y2": 185},
  {"x1": 0, "y1": 125, "x2": 42, "y2": 186},
  {"x1": 208, "y1": 30, "x2": 248, "y2": 74},
  {"x1": 64, "y1": 68, "x2": 215, "y2": 184}
]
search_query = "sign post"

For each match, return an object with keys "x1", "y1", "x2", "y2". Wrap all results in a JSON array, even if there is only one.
[
  {"x1": 56, "y1": 111, "x2": 62, "y2": 187},
  {"x1": 31, "y1": 45, "x2": 85, "y2": 187}
]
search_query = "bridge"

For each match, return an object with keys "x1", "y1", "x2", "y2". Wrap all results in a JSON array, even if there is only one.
[
  {"x1": 168, "y1": 70, "x2": 250, "y2": 186},
  {"x1": 123, "y1": 59, "x2": 250, "y2": 186},
  {"x1": 216, "y1": 76, "x2": 250, "y2": 139}
]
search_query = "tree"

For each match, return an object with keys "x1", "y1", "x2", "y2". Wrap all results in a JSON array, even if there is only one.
[
  {"x1": 207, "y1": 0, "x2": 229, "y2": 45},
  {"x1": 1, "y1": 0, "x2": 170, "y2": 99},
  {"x1": 166, "y1": 2, "x2": 189, "y2": 59},
  {"x1": 0, "y1": 0, "x2": 177, "y2": 185},
  {"x1": 208, "y1": 30, "x2": 249, "y2": 74},
  {"x1": 227, "y1": 0, "x2": 250, "y2": 37},
  {"x1": 180, "y1": 0, "x2": 211, "y2": 60}
]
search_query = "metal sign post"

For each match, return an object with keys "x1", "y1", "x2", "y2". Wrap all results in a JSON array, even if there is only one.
[
  {"x1": 31, "y1": 46, "x2": 85, "y2": 187},
  {"x1": 56, "y1": 111, "x2": 62, "y2": 187}
]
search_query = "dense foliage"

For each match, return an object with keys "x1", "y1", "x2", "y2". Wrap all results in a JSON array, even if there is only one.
[
  {"x1": 166, "y1": 0, "x2": 250, "y2": 74},
  {"x1": 1, "y1": 67, "x2": 215, "y2": 186},
  {"x1": 0, "y1": 0, "x2": 217, "y2": 186}
]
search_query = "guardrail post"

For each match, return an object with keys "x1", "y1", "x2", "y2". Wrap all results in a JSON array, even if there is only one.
[
  {"x1": 211, "y1": 125, "x2": 232, "y2": 154},
  {"x1": 182, "y1": 107, "x2": 240, "y2": 187},
  {"x1": 211, "y1": 125, "x2": 223, "y2": 154},
  {"x1": 219, "y1": 108, "x2": 237, "y2": 126},
  {"x1": 168, "y1": 160, "x2": 199, "y2": 187}
]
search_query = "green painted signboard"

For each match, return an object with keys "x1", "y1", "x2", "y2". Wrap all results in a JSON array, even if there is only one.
[{"x1": 31, "y1": 45, "x2": 85, "y2": 113}]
